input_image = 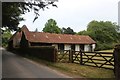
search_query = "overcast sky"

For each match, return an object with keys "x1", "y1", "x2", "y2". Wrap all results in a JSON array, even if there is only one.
[{"x1": 18, "y1": 0, "x2": 120, "y2": 32}]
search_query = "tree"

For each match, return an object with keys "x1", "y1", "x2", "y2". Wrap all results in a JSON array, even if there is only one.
[
  {"x1": 42, "y1": 19, "x2": 61, "y2": 34},
  {"x1": 87, "y1": 20, "x2": 119, "y2": 43},
  {"x1": 2, "y1": 1, "x2": 57, "y2": 31},
  {"x1": 2, "y1": 2, "x2": 24, "y2": 31},
  {"x1": 2, "y1": 28, "x2": 12, "y2": 47},
  {"x1": 77, "y1": 30, "x2": 87, "y2": 35},
  {"x1": 78, "y1": 20, "x2": 120, "y2": 50},
  {"x1": 61, "y1": 27, "x2": 75, "y2": 35}
]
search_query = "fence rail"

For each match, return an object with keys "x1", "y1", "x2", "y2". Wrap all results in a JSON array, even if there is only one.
[
  {"x1": 57, "y1": 50, "x2": 114, "y2": 70},
  {"x1": 57, "y1": 50, "x2": 70, "y2": 62}
]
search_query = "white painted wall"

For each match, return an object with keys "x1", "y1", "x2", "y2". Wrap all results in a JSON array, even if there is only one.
[
  {"x1": 75, "y1": 45, "x2": 80, "y2": 51},
  {"x1": 52, "y1": 44, "x2": 58, "y2": 50},
  {"x1": 84, "y1": 45, "x2": 89, "y2": 51},
  {"x1": 52, "y1": 44, "x2": 95, "y2": 51},
  {"x1": 92, "y1": 44, "x2": 96, "y2": 51},
  {"x1": 64, "y1": 44, "x2": 71, "y2": 50}
]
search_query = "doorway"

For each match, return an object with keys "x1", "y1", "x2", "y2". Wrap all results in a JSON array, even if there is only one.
[{"x1": 80, "y1": 44, "x2": 84, "y2": 51}]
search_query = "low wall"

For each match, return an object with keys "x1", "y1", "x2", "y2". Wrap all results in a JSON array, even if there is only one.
[{"x1": 15, "y1": 46, "x2": 57, "y2": 62}]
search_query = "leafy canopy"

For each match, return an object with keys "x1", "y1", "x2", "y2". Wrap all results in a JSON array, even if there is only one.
[
  {"x1": 2, "y1": 0, "x2": 58, "y2": 31},
  {"x1": 61, "y1": 27, "x2": 75, "y2": 35},
  {"x1": 78, "y1": 20, "x2": 120, "y2": 50},
  {"x1": 2, "y1": 28, "x2": 12, "y2": 47},
  {"x1": 43, "y1": 19, "x2": 61, "y2": 34}
]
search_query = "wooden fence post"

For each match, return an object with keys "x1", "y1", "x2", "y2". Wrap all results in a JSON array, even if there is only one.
[
  {"x1": 113, "y1": 44, "x2": 120, "y2": 80},
  {"x1": 80, "y1": 50, "x2": 83, "y2": 65},
  {"x1": 54, "y1": 48, "x2": 58, "y2": 62},
  {"x1": 69, "y1": 50, "x2": 73, "y2": 63}
]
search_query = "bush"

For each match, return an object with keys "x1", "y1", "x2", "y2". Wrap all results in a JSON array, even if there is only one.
[{"x1": 95, "y1": 42, "x2": 115, "y2": 51}]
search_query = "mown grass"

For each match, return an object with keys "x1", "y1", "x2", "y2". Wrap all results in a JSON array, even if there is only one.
[
  {"x1": 98, "y1": 49, "x2": 114, "y2": 52},
  {"x1": 24, "y1": 54, "x2": 115, "y2": 79}
]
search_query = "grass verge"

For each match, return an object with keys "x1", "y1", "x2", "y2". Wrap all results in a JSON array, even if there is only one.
[{"x1": 23, "y1": 54, "x2": 115, "y2": 78}]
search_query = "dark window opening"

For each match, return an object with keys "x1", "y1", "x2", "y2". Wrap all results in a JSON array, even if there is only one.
[
  {"x1": 89, "y1": 44, "x2": 92, "y2": 51},
  {"x1": 80, "y1": 44, "x2": 84, "y2": 51},
  {"x1": 71, "y1": 44, "x2": 75, "y2": 51},
  {"x1": 58, "y1": 44, "x2": 64, "y2": 50}
]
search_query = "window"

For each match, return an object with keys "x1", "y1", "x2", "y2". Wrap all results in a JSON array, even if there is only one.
[{"x1": 58, "y1": 44, "x2": 64, "y2": 50}]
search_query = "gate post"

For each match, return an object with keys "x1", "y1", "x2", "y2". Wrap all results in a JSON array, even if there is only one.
[
  {"x1": 69, "y1": 50, "x2": 73, "y2": 63},
  {"x1": 113, "y1": 44, "x2": 120, "y2": 80},
  {"x1": 54, "y1": 48, "x2": 58, "y2": 62},
  {"x1": 80, "y1": 50, "x2": 83, "y2": 65}
]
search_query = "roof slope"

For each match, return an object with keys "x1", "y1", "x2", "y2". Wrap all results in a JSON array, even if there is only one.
[
  {"x1": 9, "y1": 25, "x2": 96, "y2": 44},
  {"x1": 25, "y1": 32, "x2": 96, "y2": 44},
  {"x1": 9, "y1": 25, "x2": 29, "y2": 41}
]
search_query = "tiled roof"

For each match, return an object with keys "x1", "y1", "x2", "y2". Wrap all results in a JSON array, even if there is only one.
[
  {"x1": 10, "y1": 25, "x2": 96, "y2": 44},
  {"x1": 9, "y1": 25, "x2": 28, "y2": 41},
  {"x1": 26, "y1": 32, "x2": 96, "y2": 44}
]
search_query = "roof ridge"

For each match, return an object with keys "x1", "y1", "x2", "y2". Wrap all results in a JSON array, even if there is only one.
[
  {"x1": 12, "y1": 25, "x2": 96, "y2": 44},
  {"x1": 29, "y1": 31, "x2": 89, "y2": 37}
]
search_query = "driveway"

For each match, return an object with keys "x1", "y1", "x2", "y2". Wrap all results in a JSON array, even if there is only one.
[{"x1": 2, "y1": 49, "x2": 71, "y2": 78}]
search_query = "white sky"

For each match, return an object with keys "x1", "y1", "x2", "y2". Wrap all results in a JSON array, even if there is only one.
[{"x1": 18, "y1": 0, "x2": 120, "y2": 32}]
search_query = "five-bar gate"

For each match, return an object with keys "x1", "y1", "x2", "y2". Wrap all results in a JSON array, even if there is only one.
[{"x1": 57, "y1": 50, "x2": 114, "y2": 70}]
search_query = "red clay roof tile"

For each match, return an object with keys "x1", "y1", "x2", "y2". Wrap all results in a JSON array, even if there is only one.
[
  {"x1": 10, "y1": 25, "x2": 96, "y2": 44},
  {"x1": 25, "y1": 32, "x2": 96, "y2": 44}
]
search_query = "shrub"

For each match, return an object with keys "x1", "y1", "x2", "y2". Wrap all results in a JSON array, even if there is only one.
[{"x1": 95, "y1": 42, "x2": 115, "y2": 51}]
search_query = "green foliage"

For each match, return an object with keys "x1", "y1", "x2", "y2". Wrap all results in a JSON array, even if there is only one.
[
  {"x1": 78, "y1": 20, "x2": 120, "y2": 50},
  {"x1": 87, "y1": 21, "x2": 119, "y2": 43},
  {"x1": 2, "y1": 1, "x2": 57, "y2": 31},
  {"x1": 95, "y1": 41, "x2": 115, "y2": 50},
  {"x1": 43, "y1": 19, "x2": 61, "y2": 34},
  {"x1": 61, "y1": 27, "x2": 75, "y2": 35},
  {"x1": 77, "y1": 30, "x2": 88, "y2": 35},
  {"x1": 2, "y1": 28, "x2": 12, "y2": 47},
  {"x1": 2, "y1": 2, "x2": 24, "y2": 31}
]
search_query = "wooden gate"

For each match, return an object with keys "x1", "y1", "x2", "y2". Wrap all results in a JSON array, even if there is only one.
[
  {"x1": 57, "y1": 50, "x2": 70, "y2": 62},
  {"x1": 57, "y1": 50, "x2": 114, "y2": 70},
  {"x1": 73, "y1": 51, "x2": 81, "y2": 63},
  {"x1": 73, "y1": 51, "x2": 114, "y2": 69}
]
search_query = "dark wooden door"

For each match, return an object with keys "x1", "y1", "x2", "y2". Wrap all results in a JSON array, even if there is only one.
[
  {"x1": 58, "y1": 44, "x2": 64, "y2": 50},
  {"x1": 80, "y1": 44, "x2": 84, "y2": 51},
  {"x1": 71, "y1": 44, "x2": 75, "y2": 51}
]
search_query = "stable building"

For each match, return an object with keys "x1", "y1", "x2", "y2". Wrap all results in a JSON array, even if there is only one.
[{"x1": 8, "y1": 25, "x2": 96, "y2": 51}]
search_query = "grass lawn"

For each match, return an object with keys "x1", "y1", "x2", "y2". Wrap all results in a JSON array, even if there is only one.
[
  {"x1": 24, "y1": 55, "x2": 115, "y2": 78},
  {"x1": 48, "y1": 63, "x2": 115, "y2": 78},
  {"x1": 97, "y1": 49, "x2": 114, "y2": 52}
]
